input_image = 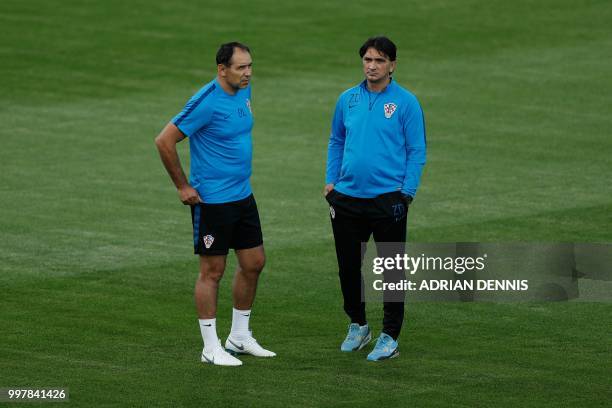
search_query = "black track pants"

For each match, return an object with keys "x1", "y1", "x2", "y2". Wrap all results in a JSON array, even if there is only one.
[{"x1": 326, "y1": 189, "x2": 408, "y2": 340}]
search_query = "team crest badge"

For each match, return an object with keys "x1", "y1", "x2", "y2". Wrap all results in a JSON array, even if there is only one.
[
  {"x1": 330, "y1": 206, "x2": 336, "y2": 219},
  {"x1": 246, "y1": 99, "x2": 252, "y2": 114},
  {"x1": 384, "y1": 103, "x2": 397, "y2": 119},
  {"x1": 203, "y1": 235, "x2": 215, "y2": 249}
]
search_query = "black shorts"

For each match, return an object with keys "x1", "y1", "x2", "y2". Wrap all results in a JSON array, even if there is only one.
[{"x1": 191, "y1": 194, "x2": 263, "y2": 256}]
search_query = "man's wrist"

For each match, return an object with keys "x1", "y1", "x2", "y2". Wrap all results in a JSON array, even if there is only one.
[{"x1": 177, "y1": 182, "x2": 191, "y2": 191}]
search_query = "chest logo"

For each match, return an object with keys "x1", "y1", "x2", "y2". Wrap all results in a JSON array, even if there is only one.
[
  {"x1": 384, "y1": 103, "x2": 397, "y2": 119},
  {"x1": 246, "y1": 99, "x2": 252, "y2": 114}
]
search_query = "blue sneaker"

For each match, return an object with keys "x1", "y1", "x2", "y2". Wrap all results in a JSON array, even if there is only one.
[
  {"x1": 340, "y1": 323, "x2": 371, "y2": 352},
  {"x1": 367, "y1": 333, "x2": 399, "y2": 361}
]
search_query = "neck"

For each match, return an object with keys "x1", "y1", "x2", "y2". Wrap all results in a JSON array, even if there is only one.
[
  {"x1": 217, "y1": 76, "x2": 238, "y2": 95},
  {"x1": 366, "y1": 77, "x2": 391, "y2": 93}
]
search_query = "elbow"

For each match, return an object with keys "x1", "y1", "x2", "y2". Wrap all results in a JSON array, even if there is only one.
[
  {"x1": 154, "y1": 135, "x2": 171, "y2": 155},
  {"x1": 154, "y1": 134, "x2": 165, "y2": 150}
]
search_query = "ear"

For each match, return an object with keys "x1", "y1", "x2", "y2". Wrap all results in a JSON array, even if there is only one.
[
  {"x1": 390, "y1": 61, "x2": 397, "y2": 75},
  {"x1": 217, "y1": 64, "x2": 226, "y2": 77}
]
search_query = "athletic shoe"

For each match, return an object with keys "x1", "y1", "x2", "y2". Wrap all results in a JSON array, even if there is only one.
[
  {"x1": 366, "y1": 333, "x2": 399, "y2": 361},
  {"x1": 340, "y1": 323, "x2": 371, "y2": 352},
  {"x1": 201, "y1": 340, "x2": 243, "y2": 366},
  {"x1": 225, "y1": 331, "x2": 276, "y2": 357}
]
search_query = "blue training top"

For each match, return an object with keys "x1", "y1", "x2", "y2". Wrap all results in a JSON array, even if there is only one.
[
  {"x1": 326, "y1": 79, "x2": 426, "y2": 198},
  {"x1": 172, "y1": 78, "x2": 253, "y2": 204}
]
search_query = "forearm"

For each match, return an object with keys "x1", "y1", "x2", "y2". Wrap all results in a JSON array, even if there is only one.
[
  {"x1": 402, "y1": 146, "x2": 426, "y2": 197},
  {"x1": 155, "y1": 139, "x2": 189, "y2": 189},
  {"x1": 326, "y1": 152, "x2": 342, "y2": 184},
  {"x1": 401, "y1": 102, "x2": 426, "y2": 198},
  {"x1": 326, "y1": 140, "x2": 345, "y2": 184},
  {"x1": 327, "y1": 99, "x2": 346, "y2": 184}
]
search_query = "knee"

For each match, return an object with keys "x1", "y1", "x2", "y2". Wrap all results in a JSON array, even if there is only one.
[
  {"x1": 244, "y1": 254, "x2": 266, "y2": 275},
  {"x1": 200, "y1": 263, "x2": 225, "y2": 284}
]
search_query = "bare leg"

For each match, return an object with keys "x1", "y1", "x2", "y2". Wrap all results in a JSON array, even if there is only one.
[
  {"x1": 195, "y1": 255, "x2": 227, "y2": 318},
  {"x1": 232, "y1": 245, "x2": 266, "y2": 310}
]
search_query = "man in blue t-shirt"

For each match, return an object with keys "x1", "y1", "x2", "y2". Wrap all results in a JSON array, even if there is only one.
[
  {"x1": 155, "y1": 42, "x2": 274, "y2": 366},
  {"x1": 324, "y1": 36, "x2": 426, "y2": 361}
]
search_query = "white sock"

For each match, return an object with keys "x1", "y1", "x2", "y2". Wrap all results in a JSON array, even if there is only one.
[
  {"x1": 230, "y1": 308, "x2": 251, "y2": 339},
  {"x1": 199, "y1": 318, "x2": 218, "y2": 352}
]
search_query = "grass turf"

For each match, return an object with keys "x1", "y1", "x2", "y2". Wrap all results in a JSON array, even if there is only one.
[{"x1": 1, "y1": 0, "x2": 611, "y2": 406}]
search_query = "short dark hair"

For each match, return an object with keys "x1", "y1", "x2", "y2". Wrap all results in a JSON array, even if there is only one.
[
  {"x1": 216, "y1": 42, "x2": 251, "y2": 66},
  {"x1": 359, "y1": 36, "x2": 397, "y2": 61}
]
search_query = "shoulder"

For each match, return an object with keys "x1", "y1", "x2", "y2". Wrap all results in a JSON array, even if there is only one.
[
  {"x1": 391, "y1": 82, "x2": 423, "y2": 120},
  {"x1": 193, "y1": 79, "x2": 220, "y2": 101},
  {"x1": 339, "y1": 83, "x2": 362, "y2": 98},
  {"x1": 173, "y1": 79, "x2": 219, "y2": 130},
  {"x1": 335, "y1": 82, "x2": 363, "y2": 106},
  {"x1": 392, "y1": 82, "x2": 420, "y2": 107},
  {"x1": 181, "y1": 79, "x2": 219, "y2": 116}
]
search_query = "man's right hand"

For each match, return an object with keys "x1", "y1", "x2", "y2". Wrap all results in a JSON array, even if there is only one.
[
  {"x1": 323, "y1": 183, "x2": 335, "y2": 196},
  {"x1": 178, "y1": 185, "x2": 203, "y2": 205}
]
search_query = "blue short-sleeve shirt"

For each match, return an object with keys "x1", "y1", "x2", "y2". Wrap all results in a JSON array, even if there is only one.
[{"x1": 172, "y1": 79, "x2": 254, "y2": 204}]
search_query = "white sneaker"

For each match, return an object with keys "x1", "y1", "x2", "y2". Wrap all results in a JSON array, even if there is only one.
[
  {"x1": 201, "y1": 340, "x2": 243, "y2": 366},
  {"x1": 225, "y1": 332, "x2": 276, "y2": 358}
]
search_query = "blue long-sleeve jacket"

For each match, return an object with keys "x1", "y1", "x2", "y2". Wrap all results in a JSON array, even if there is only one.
[{"x1": 326, "y1": 79, "x2": 426, "y2": 198}]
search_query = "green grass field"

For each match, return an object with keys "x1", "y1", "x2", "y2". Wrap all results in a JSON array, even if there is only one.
[{"x1": 1, "y1": 0, "x2": 611, "y2": 406}]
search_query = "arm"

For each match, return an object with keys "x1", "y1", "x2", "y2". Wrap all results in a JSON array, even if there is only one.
[
  {"x1": 401, "y1": 99, "x2": 426, "y2": 200},
  {"x1": 155, "y1": 122, "x2": 202, "y2": 205},
  {"x1": 324, "y1": 96, "x2": 346, "y2": 195}
]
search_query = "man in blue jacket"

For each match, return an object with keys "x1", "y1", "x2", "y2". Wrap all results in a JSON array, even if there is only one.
[{"x1": 324, "y1": 36, "x2": 426, "y2": 361}]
